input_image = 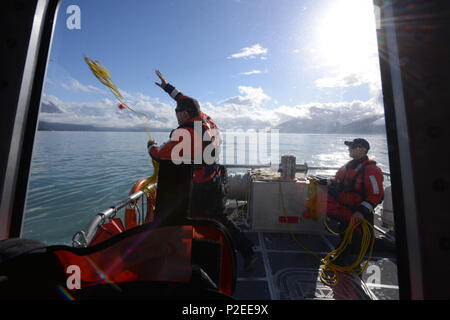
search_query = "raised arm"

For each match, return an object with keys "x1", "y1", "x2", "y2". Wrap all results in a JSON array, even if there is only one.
[
  {"x1": 154, "y1": 70, "x2": 167, "y2": 89},
  {"x1": 154, "y1": 70, "x2": 185, "y2": 102}
]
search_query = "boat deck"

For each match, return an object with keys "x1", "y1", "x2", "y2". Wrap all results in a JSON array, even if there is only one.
[{"x1": 230, "y1": 211, "x2": 399, "y2": 300}]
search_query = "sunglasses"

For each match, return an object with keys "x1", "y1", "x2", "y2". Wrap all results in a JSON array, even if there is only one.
[
  {"x1": 175, "y1": 108, "x2": 184, "y2": 113},
  {"x1": 349, "y1": 144, "x2": 364, "y2": 149}
]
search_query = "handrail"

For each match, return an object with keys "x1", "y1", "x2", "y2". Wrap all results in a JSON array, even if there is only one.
[
  {"x1": 224, "y1": 163, "x2": 391, "y2": 177},
  {"x1": 73, "y1": 162, "x2": 390, "y2": 247},
  {"x1": 72, "y1": 182, "x2": 156, "y2": 247}
]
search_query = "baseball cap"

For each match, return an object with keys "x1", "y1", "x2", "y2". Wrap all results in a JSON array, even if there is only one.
[{"x1": 344, "y1": 138, "x2": 370, "y2": 151}]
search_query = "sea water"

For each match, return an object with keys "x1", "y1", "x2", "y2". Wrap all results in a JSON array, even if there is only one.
[{"x1": 22, "y1": 131, "x2": 389, "y2": 245}]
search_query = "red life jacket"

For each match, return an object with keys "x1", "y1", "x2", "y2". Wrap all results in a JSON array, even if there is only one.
[
  {"x1": 150, "y1": 113, "x2": 221, "y2": 184},
  {"x1": 176, "y1": 114, "x2": 221, "y2": 183},
  {"x1": 332, "y1": 157, "x2": 384, "y2": 210},
  {"x1": 156, "y1": 83, "x2": 222, "y2": 183}
]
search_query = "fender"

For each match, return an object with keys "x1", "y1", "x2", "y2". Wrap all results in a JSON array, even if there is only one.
[{"x1": 124, "y1": 178, "x2": 156, "y2": 230}]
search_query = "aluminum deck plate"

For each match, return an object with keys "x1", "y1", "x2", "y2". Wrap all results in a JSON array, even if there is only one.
[{"x1": 232, "y1": 230, "x2": 398, "y2": 300}]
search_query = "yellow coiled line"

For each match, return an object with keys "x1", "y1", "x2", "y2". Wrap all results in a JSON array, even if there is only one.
[
  {"x1": 278, "y1": 178, "x2": 375, "y2": 287},
  {"x1": 319, "y1": 219, "x2": 375, "y2": 286},
  {"x1": 84, "y1": 55, "x2": 159, "y2": 192},
  {"x1": 230, "y1": 170, "x2": 375, "y2": 286}
]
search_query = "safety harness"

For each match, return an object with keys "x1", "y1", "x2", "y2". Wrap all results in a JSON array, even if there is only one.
[
  {"x1": 330, "y1": 159, "x2": 377, "y2": 212},
  {"x1": 339, "y1": 160, "x2": 375, "y2": 193}
]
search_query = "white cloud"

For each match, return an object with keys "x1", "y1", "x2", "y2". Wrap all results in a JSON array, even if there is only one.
[
  {"x1": 40, "y1": 84, "x2": 384, "y2": 132},
  {"x1": 315, "y1": 56, "x2": 380, "y2": 88},
  {"x1": 315, "y1": 72, "x2": 365, "y2": 88},
  {"x1": 39, "y1": 92, "x2": 177, "y2": 130},
  {"x1": 227, "y1": 44, "x2": 268, "y2": 60},
  {"x1": 237, "y1": 86, "x2": 270, "y2": 105},
  {"x1": 314, "y1": 54, "x2": 384, "y2": 118},
  {"x1": 219, "y1": 86, "x2": 270, "y2": 107},
  {"x1": 61, "y1": 79, "x2": 106, "y2": 94},
  {"x1": 201, "y1": 91, "x2": 384, "y2": 131},
  {"x1": 240, "y1": 70, "x2": 262, "y2": 76}
]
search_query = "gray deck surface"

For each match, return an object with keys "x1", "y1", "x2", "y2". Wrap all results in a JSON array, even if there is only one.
[{"x1": 231, "y1": 213, "x2": 398, "y2": 300}]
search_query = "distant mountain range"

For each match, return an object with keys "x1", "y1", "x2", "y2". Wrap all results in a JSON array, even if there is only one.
[
  {"x1": 274, "y1": 114, "x2": 386, "y2": 134},
  {"x1": 38, "y1": 99, "x2": 386, "y2": 134},
  {"x1": 38, "y1": 121, "x2": 172, "y2": 132},
  {"x1": 38, "y1": 118, "x2": 386, "y2": 133}
]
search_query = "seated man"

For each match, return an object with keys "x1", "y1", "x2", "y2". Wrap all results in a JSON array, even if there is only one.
[
  {"x1": 147, "y1": 70, "x2": 257, "y2": 270},
  {"x1": 318, "y1": 138, "x2": 384, "y2": 265}
]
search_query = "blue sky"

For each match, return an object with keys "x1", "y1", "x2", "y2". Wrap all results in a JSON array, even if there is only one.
[{"x1": 42, "y1": 0, "x2": 384, "y2": 131}]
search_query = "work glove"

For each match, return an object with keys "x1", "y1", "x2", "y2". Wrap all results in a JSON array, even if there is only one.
[
  {"x1": 147, "y1": 139, "x2": 157, "y2": 154},
  {"x1": 355, "y1": 204, "x2": 373, "y2": 222}
]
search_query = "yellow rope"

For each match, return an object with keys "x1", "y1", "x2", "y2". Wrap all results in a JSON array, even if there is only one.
[
  {"x1": 277, "y1": 179, "x2": 375, "y2": 287},
  {"x1": 319, "y1": 219, "x2": 375, "y2": 286},
  {"x1": 229, "y1": 175, "x2": 252, "y2": 219},
  {"x1": 82, "y1": 54, "x2": 376, "y2": 285},
  {"x1": 306, "y1": 178, "x2": 341, "y2": 236},
  {"x1": 83, "y1": 54, "x2": 159, "y2": 192},
  {"x1": 305, "y1": 179, "x2": 319, "y2": 221},
  {"x1": 277, "y1": 179, "x2": 324, "y2": 262},
  {"x1": 226, "y1": 170, "x2": 375, "y2": 287},
  {"x1": 322, "y1": 215, "x2": 342, "y2": 236}
]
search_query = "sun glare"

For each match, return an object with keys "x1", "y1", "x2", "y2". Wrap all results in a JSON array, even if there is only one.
[{"x1": 317, "y1": 0, "x2": 378, "y2": 69}]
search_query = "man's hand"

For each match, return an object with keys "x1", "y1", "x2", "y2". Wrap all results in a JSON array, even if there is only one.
[
  {"x1": 350, "y1": 211, "x2": 364, "y2": 226},
  {"x1": 147, "y1": 139, "x2": 157, "y2": 154},
  {"x1": 155, "y1": 70, "x2": 167, "y2": 89}
]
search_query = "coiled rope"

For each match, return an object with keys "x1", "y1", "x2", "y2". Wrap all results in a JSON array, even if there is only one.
[
  {"x1": 84, "y1": 55, "x2": 158, "y2": 192},
  {"x1": 233, "y1": 169, "x2": 375, "y2": 287},
  {"x1": 319, "y1": 218, "x2": 375, "y2": 286},
  {"x1": 278, "y1": 179, "x2": 375, "y2": 286}
]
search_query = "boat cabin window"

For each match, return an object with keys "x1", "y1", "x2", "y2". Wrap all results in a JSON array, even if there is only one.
[{"x1": 23, "y1": 0, "x2": 399, "y2": 300}]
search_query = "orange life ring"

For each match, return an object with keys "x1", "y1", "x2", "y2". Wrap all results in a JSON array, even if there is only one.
[{"x1": 124, "y1": 178, "x2": 156, "y2": 230}]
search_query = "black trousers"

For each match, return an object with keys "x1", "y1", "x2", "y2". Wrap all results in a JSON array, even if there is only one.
[
  {"x1": 327, "y1": 213, "x2": 374, "y2": 266},
  {"x1": 190, "y1": 176, "x2": 254, "y2": 258}
]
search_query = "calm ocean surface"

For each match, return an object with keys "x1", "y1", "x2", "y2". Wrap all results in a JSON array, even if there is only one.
[{"x1": 23, "y1": 131, "x2": 389, "y2": 245}]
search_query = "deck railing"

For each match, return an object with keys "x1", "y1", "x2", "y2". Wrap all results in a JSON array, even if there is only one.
[{"x1": 72, "y1": 163, "x2": 390, "y2": 247}]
